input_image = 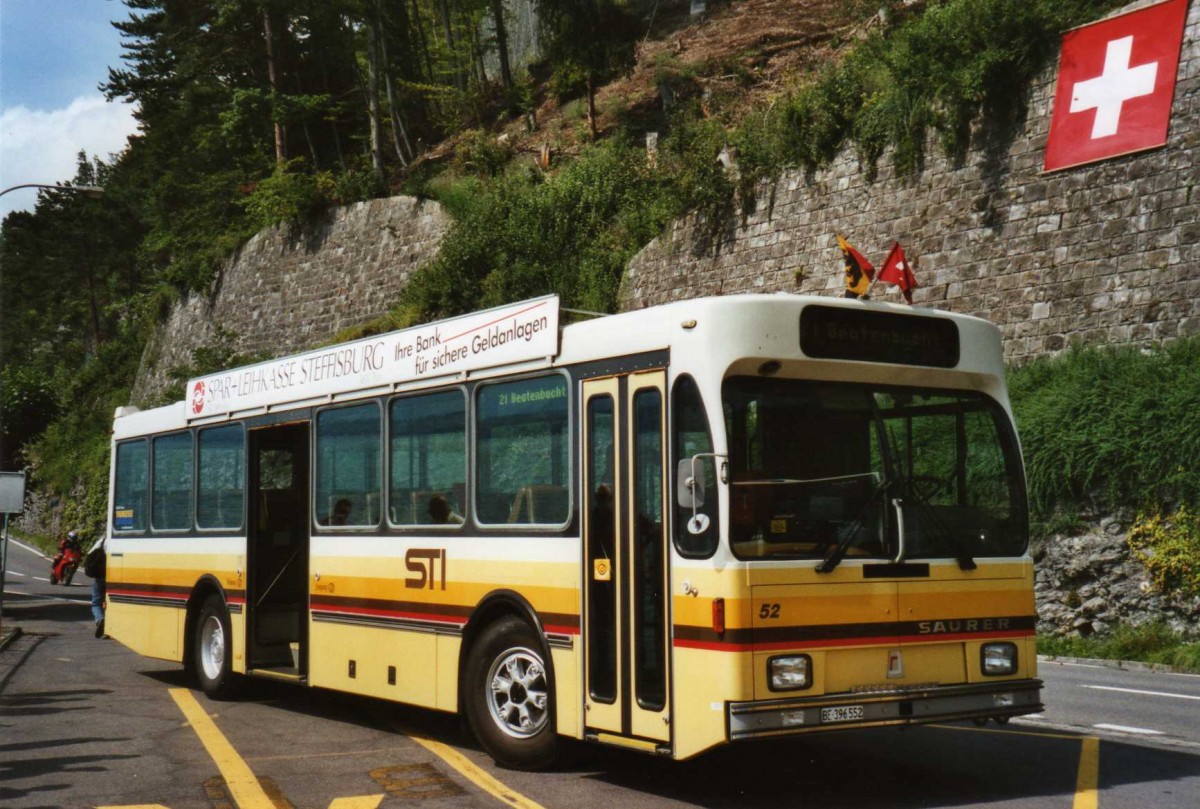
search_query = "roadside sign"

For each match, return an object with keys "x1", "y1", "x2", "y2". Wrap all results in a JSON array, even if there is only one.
[{"x1": 0, "y1": 471, "x2": 25, "y2": 513}]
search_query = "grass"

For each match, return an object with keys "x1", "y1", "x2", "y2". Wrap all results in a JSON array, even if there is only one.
[
  {"x1": 1008, "y1": 336, "x2": 1200, "y2": 529},
  {"x1": 1038, "y1": 623, "x2": 1200, "y2": 671},
  {"x1": 4, "y1": 527, "x2": 58, "y2": 558}
]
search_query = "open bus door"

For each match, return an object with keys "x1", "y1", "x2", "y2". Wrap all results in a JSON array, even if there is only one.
[
  {"x1": 246, "y1": 422, "x2": 310, "y2": 679},
  {"x1": 581, "y1": 370, "x2": 672, "y2": 750}
]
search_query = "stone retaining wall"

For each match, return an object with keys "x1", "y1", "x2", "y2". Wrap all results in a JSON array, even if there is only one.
[
  {"x1": 132, "y1": 196, "x2": 450, "y2": 405},
  {"x1": 619, "y1": 0, "x2": 1200, "y2": 364}
]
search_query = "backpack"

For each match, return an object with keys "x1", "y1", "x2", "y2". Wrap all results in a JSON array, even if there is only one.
[{"x1": 84, "y1": 541, "x2": 106, "y2": 579}]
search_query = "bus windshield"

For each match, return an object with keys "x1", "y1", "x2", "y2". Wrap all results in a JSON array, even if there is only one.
[{"x1": 722, "y1": 377, "x2": 1028, "y2": 562}]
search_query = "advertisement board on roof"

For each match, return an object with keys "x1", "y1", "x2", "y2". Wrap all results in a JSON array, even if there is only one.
[{"x1": 185, "y1": 295, "x2": 559, "y2": 419}]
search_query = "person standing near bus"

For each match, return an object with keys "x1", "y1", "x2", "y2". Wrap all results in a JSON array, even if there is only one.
[{"x1": 84, "y1": 537, "x2": 107, "y2": 638}]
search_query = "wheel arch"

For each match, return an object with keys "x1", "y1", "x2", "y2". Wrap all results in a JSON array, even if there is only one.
[
  {"x1": 183, "y1": 574, "x2": 229, "y2": 670},
  {"x1": 458, "y1": 589, "x2": 557, "y2": 717}
]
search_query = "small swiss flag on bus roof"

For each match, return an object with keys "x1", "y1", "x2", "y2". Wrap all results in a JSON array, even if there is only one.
[{"x1": 1043, "y1": 0, "x2": 1188, "y2": 173}]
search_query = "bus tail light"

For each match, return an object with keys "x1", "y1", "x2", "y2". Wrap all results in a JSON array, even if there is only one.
[
  {"x1": 712, "y1": 598, "x2": 725, "y2": 635},
  {"x1": 981, "y1": 642, "x2": 1018, "y2": 676},
  {"x1": 769, "y1": 655, "x2": 812, "y2": 691}
]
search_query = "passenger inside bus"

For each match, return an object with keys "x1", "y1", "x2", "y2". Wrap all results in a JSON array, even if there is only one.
[{"x1": 427, "y1": 494, "x2": 464, "y2": 524}]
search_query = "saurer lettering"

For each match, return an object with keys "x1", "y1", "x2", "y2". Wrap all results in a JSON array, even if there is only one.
[{"x1": 917, "y1": 618, "x2": 1011, "y2": 635}]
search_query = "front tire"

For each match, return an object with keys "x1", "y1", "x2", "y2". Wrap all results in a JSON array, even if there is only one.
[
  {"x1": 64, "y1": 565, "x2": 77, "y2": 586},
  {"x1": 194, "y1": 594, "x2": 237, "y2": 698},
  {"x1": 464, "y1": 616, "x2": 556, "y2": 770}
]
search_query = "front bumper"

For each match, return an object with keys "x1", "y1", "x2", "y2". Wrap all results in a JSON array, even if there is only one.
[{"x1": 728, "y1": 679, "x2": 1043, "y2": 740}]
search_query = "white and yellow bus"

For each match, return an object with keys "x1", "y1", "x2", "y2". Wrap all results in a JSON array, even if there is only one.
[{"x1": 106, "y1": 293, "x2": 1042, "y2": 767}]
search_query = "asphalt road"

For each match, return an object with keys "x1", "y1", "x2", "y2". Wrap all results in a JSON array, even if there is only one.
[{"x1": 3, "y1": 535, "x2": 1200, "y2": 809}]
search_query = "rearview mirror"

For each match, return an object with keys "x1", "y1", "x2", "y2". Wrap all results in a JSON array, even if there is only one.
[{"x1": 677, "y1": 458, "x2": 706, "y2": 509}]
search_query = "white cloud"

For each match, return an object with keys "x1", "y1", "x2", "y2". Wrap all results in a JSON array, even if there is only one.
[{"x1": 0, "y1": 95, "x2": 140, "y2": 220}]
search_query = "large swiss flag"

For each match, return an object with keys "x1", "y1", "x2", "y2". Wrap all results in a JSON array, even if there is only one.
[{"x1": 1043, "y1": 0, "x2": 1188, "y2": 172}]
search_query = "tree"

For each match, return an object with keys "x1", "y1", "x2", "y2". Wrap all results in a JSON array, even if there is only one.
[
  {"x1": 490, "y1": 0, "x2": 513, "y2": 90},
  {"x1": 536, "y1": 0, "x2": 637, "y2": 139}
]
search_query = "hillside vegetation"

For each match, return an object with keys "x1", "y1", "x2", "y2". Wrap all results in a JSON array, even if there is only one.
[{"x1": 0, "y1": 0, "x2": 1140, "y2": 539}]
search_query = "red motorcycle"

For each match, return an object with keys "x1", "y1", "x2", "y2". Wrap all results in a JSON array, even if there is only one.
[{"x1": 50, "y1": 531, "x2": 83, "y2": 586}]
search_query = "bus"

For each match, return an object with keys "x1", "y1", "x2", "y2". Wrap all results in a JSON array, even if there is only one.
[{"x1": 106, "y1": 293, "x2": 1042, "y2": 768}]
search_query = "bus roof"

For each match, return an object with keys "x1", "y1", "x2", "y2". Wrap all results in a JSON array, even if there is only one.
[{"x1": 113, "y1": 293, "x2": 1005, "y2": 438}]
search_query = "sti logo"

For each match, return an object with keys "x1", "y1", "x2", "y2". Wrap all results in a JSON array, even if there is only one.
[
  {"x1": 1043, "y1": 0, "x2": 1188, "y2": 172},
  {"x1": 191, "y1": 380, "x2": 206, "y2": 415}
]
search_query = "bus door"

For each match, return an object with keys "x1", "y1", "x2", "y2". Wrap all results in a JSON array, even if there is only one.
[
  {"x1": 582, "y1": 370, "x2": 671, "y2": 746},
  {"x1": 246, "y1": 422, "x2": 310, "y2": 677}
]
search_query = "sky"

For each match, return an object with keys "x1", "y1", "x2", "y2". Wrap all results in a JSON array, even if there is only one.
[{"x1": 0, "y1": 0, "x2": 139, "y2": 221}]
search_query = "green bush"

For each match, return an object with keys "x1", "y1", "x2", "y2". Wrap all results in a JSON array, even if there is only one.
[
  {"x1": 734, "y1": 0, "x2": 1123, "y2": 183},
  {"x1": 241, "y1": 159, "x2": 325, "y2": 228},
  {"x1": 401, "y1": 139, "x2": 680, "y2": 319},
  {"x1": 1008, "y1": 337, "x2": 1200, "y2": 527},
  {"x1": 1128, "y1": 507, "x2": 1200, "y2": 597},
  {"x1": 26, "y1": 331, "x2": 143, "y2": 539},
  {"x1": 1039, "y1": 623, "x2": 1200, "y2": 669},
  {"x1": 549, "y1": 60, "x2": 589, "y2": 102},
  {"x1": 453, "y1": 129, "x2": 515, "y2": 178}
]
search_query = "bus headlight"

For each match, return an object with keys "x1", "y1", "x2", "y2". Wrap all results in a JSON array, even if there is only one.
[
  {"x1": 981, "y1": 643, "x2": 1018, "y2": 676},
  {"x1": 769, "y1": 655, "x2": 812, "y2": 691}
]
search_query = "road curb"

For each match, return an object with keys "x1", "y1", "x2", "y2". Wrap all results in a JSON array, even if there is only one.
[
  {"x1": 0, "y1": 625, "x2": 23, "y2": 653},
  {"x1": 1038, "y1": 653, "x2": 1200, "y2": 676}
]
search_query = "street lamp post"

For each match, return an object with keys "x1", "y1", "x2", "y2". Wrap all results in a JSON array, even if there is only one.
[{"x1": 0, "y1": 183, "x2": 105, "y2": 200}]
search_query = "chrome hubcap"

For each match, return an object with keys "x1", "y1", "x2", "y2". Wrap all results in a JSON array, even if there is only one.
[
  {"x1": 486, "y1": 647, "x2": 548, "y2": 738},
  {"x1": 200, "y1": 614, "x2": 225, "y2": 681}
]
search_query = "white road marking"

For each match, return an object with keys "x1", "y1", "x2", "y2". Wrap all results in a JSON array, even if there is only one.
[
  {"x1": 9, "y1": 537, "x2": 50, "y2": 558},
  {"x1": 2, "y1": 589, "x2": 90, "y2": 604},
  {"x1": 1092, "y1": 723, "x2": 1164, "y2": 736},
  {"x1": 1082, "y1": 684, "x2": 1200, "y2": 701}
]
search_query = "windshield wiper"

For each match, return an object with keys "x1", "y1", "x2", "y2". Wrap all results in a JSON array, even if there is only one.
[
  {"x1": 816, "y1": 478, "x2": 889, "y2": 574},
  {"x1": 906, "y1": 490, "x2": 977, "y2": 571}
]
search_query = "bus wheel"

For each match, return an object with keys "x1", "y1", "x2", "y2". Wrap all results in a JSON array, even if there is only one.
[
  {"x1": 464, "y1": 616, "x2": 556, "y2": 770},
  {"x1": 194, "y1": 594, "x2": 237, "y2": 698}
]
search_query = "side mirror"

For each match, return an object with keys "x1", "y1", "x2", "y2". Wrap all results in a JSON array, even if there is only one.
[{"x1": 676, "y1": 458, "x2": 706, "y2": 509}]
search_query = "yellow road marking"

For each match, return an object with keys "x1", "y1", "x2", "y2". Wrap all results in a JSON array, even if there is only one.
[
  {"x1": 329, "y1": 798, "x2": 384, "y2": 809},
  {"x1": 247, "y1": 746, "x2": 410, "y2": 763},
  {"x1": 931, "y1": 722, "x2": 1084, "y2": 742},
  {"x1": 396, "y1": 724, "x2": 546, "y2": 809},
  {"x1": 169, "y1": 688, "x2": 276, "y2": 809},
  {"x1": 932, "y1": 725, "x2": 1101, "y2": 808},
  {"x1": 1074, "y1": 737, "x2": 1100, "y2": 809}
]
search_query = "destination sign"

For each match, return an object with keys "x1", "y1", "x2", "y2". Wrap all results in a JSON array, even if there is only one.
[
  {"x1": 187, "y1": 295, "x2": 559, "y2": 418},
  {"x1": 800, "y1": 305, "x2": 959, "y2": 368}
]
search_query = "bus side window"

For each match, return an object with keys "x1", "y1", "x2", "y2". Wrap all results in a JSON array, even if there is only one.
[
  {"x1": 389, "y1": 390, "x2": 466, "y2": 527},
  {"x1": 316, "y1": 403, "x2": 382, "y2": 529},
  {"x1": 197, "y1": 424, "x2": 244, "y2": 530},
  {"x1": 152, "y1": 432, "x2": 193, "y2": 531},
  {"x1": 476, "y1": 375, "x2": 570, "y2": 527},
  {"x1": 673, "y1": 375, "x2": 718, "y2": 557},
  {"x1": 114, "y1": 439, "x2": 149, "y2": 532}
]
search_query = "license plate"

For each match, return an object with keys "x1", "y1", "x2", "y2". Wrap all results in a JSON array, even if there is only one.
[{"x1": 820, "y1": 705, "x2": 864, "y2": 724}]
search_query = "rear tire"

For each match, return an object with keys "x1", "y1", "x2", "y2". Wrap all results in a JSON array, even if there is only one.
[
  {"x1": 194, "y1": 594, "x2": 237, "y2": 698},
  {"x1": 464, "y1": 616, "x2": 557, "y2": 770}
]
